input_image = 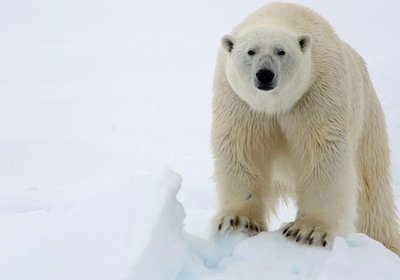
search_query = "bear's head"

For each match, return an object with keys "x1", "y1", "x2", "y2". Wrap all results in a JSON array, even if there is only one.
[{"x1": 221, "y1": 27, "x2": 312, "y2": 113}]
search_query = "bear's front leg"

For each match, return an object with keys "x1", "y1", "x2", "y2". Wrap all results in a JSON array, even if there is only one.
[
  {"x1": 283, "y1": 141, "x2": 358, "y2": 248},
  {"x1": 213, "y1": 157, "x2": 273, "y2": 237},
  {"x1": 215, "y1": 192, "x2": 266, "y2": 236}
]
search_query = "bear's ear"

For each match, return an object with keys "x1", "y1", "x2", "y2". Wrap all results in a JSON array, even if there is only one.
[
  {"x1": 221, "y1": 34, "x2": 235, "y2": 53},
  {"x1": 298, "y1": 34, "x2": 311, "y2": 53}
]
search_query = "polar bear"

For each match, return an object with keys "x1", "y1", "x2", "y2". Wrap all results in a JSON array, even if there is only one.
[{"x1": 212, "y1": 2, "x2": 400, "y2": 255}]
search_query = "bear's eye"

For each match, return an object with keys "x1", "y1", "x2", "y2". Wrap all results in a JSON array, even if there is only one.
[
  {"x1": 247, "y1": 50, "x2": 256, "y2": 56},
  {"x1": 277, "y1": 49, "x2": 286, "y2": 56}
]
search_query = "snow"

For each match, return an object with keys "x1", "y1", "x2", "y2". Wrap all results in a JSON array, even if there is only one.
[{"x1": 1, "y1": 0, "x2": 400, "y2": 279}]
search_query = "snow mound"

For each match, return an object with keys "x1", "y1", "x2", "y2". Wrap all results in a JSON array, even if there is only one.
[{"x1": 131, "y1": 171, "x2": 400, "y2": 280}]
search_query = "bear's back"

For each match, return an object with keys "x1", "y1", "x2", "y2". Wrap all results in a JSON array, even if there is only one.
[{"x1": 232, "y1": 2, "x2": 335, "y2": 39}]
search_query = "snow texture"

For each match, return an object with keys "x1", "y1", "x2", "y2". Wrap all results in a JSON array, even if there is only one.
[
  {"x1": 1, "y1": 0, "x2": 400, "y2": 279},
  {"x1": 142, "y1": 172, "x2": 399, "y2": 280}
]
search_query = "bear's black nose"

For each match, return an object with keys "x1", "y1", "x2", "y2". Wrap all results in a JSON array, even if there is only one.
[{"x1": 256, "y1": 69, "x2": 275, "y2": 85}]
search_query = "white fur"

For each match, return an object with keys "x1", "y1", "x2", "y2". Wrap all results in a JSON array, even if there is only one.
[{"x1": 212, "y1": 2, "x2": 400, "y2": 255}]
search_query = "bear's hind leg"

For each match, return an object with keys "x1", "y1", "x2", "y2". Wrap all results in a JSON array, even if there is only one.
[{"x1": 357, "y1": 123, "x2": 400, "y2": 256}]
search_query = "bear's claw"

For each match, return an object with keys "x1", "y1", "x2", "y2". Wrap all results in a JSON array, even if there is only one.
[
  {"x1": 216, "y1": 215, "x2": 265, "y2": 236},
  {"x1": 282, "y1": 220, "x2": 333, "y2": 248}
]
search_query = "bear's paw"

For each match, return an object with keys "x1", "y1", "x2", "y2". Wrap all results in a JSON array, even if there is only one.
[
  {"x1": 282, "y1": 219, "x2": 334, "y2": 248},
  {"x1": 215, "y1": 214, "x2": 265, "y2": 237}
]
